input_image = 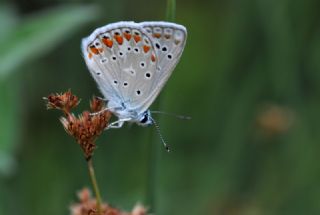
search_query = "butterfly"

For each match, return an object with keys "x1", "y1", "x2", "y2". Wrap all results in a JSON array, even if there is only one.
[{"x1": 81, "y1": 21, "x2": 187, "y2": 131}]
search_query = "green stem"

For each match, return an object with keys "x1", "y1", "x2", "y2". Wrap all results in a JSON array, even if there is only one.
[
  {"x1": 146, "y1": 0, "x2": 177, "y2": 211},
  {"x1": 87, "y1": 159, "x2": 102, "y2": 215},
  {"x1": 146, "y1": 132, "x2": 156, "y2": 210},
  {"x1": 165, "y1": 0, "x2": 176, "y2": 22}
]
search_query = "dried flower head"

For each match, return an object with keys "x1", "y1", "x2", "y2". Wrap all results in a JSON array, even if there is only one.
[
  {"x1": 256, "y1": 104, "x2": 294, "y2": 137},
  {"x1": 45, "y1": 90, "x2": 80, "y2": 114},
  {"x1": 44, "y1": 91, "x2": 112, "y2": 159},
  {"x1": 70, "y1": 188, "x2": 148, "y2": 215}
]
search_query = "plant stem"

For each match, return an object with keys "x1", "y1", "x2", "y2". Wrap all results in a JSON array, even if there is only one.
[
  {"x1": 146, "y1": 127, "x2": 160, "y2": 211},
  {"x1": 87, "y1": 158, "x2": 102, "y2": 215},
  {"x1": 166, "y1": 0, "x2": 176, "y2": 22},
  {"x1": 146, "y1": 0, "x2": 177, "y2": 211}
]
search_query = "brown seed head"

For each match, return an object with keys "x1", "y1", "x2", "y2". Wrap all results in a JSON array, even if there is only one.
[
  {"x1": 60, "y1": 101, "x2": 112, "y2": 159},
  {"x1": 45, "y1": 91, "x2": 112, "y2": 159},
  {"x1": 90, "y1": 96, "x2": 105, "y2": 112},
  {"x1": 70, "y1": 188, "x2": 148, "y2": 215},
  {"x1": 256, "y1": 104, "x2": 294, "y2": 137},
  {"x1": 44, "y1": 90, "x2": 80, "y2": 114}
]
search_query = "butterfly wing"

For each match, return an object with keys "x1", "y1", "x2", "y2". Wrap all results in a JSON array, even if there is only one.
[
  {"x1": 82, "y1": 21, "x2": 187, "y2": 119},
  {"x1": 134, "y1": 21, "x2": 187, "y2": 112},
  {"x1": 81, "y1": 22, "x2": 158, "y2": 111}
]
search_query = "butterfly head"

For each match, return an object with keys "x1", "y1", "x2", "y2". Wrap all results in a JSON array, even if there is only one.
[{"x1": 136, "y1": 110, "x2": 153, "y2": 127}]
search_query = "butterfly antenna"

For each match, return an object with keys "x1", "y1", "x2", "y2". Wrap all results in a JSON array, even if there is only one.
[
  {"x1": 150, "y1": 117, "x2": 170, "y2": 152},
  {"x1": 151, "y1": 111, "x2": 191, "y2": 120}
]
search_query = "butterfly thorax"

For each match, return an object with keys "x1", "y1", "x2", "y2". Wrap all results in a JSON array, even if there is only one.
[{"x1": 109, "y1": 100, "x2": 153, "y2": 126}]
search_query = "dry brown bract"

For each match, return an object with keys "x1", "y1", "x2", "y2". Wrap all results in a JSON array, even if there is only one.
[
  {"x1": 44, "y1": 90, "x2": 112, "y2": 160},
  {"x1": 256, "y1": 104, "x2": 294, "y2": 137},
  {"x1": 45, "y1": 90, "x2": 80, "y2": 114},
  {"x1": 71, "y1": 188, "x2": 147, "y2": 215}
]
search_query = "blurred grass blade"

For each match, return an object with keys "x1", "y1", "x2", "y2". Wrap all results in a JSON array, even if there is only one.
[
  {"x1": 0, "y1": 4, "x2": 99, "y2": 79},
  {"x1": 0, "y1": 4, "x2": 18, "y2": 40},
  {"x1": 0, "y1": 80, "x2": 19, "y2": 176},
  {"x1": 165, "y1": 0, "x2": 176, "y2": 22},
  {"x1": 146, "y1": 0, "x2": 177, "y2": 211}
]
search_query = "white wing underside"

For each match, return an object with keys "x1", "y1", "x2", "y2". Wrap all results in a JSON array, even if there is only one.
[{"x1": 82, "y1": 21, "x2": 187, "y2": 118}]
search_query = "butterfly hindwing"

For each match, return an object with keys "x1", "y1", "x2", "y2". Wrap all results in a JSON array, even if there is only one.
[{"x1": 138, "y1": 22, "x2": 187, "y2": 111}]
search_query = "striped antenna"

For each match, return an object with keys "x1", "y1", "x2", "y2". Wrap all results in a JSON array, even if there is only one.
[
  {"x1": 150, "y1": 117, "x2": 170, "y2": 152},
  {"x1": 150, "y1": 111, "x2": 191, "y2": 120}
]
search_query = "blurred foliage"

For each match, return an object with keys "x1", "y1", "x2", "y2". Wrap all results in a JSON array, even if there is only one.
[
  {"x1": 1, "y1": 0, "x2": 320, "y2": 215},
  {"x1": 0, "y1": 4, "x2": 98, "y2": 78}
]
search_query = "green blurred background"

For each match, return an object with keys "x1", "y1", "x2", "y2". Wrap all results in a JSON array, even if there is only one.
[{"x1": 1, "y1": 0, "x2": 320, "y2": 214}]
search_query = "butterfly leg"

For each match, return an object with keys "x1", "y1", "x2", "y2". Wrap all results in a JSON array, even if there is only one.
[
  {"x1": 106, "y1": 118, "x2": 132, "y2": 129},
  {"x1": 90, "y1": 107, "x2": 108, "y2": 116},
  {"x1": 90, "y1": 106, "x2": 118, "y2": 116},
  {"x1": 95, "y1": 96, "x2": 107, "y2": 101}
]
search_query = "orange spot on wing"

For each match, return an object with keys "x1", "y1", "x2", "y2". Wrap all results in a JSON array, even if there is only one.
[
  {"x1": 114, "y1": 35, "x2": 124, "y2": 45},
  {"x1": 90, "y1": 46, "x2": 99, "y2": 55},
  {"x1": 98, "y1": 48, "x2": 104, "y2": 53},
  {"x1": 143, "y1": 45, "x2": 150, "y2": 53},
  {"x1": 124, "y1": 32, "x2": 131, "y2": 41},
  {"x1": 151, "y1": 53, "x2": 156, "y2": 62},
  {"x1": 102, "y1": 38, "x2": 113, "y2": 48},
  {"x1": 153, "y1": 33, "x2": 161, "y2": 38},
  {"x1": 164, "y1": 34, "x2": 171, "y2": 39},
  {"x1": 88, "y1": 53, "x2": 93, "y2": 59},
  {"x1": 134, "y1": 35, "x2": 141, "y2": 43}
]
